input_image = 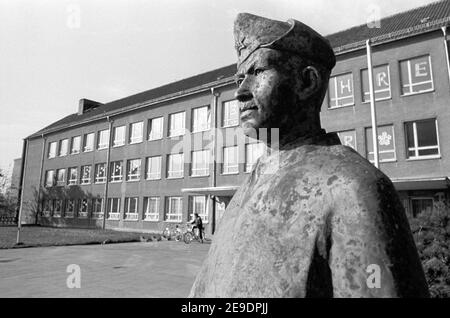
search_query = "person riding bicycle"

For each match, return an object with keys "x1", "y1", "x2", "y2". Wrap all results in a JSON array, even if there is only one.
[{"x1": 191, "y1": 213, "x2": 204, "y2": 243}]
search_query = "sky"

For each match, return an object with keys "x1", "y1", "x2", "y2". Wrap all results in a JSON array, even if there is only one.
[{"x1": 0, "y1": 0, "x2": 439, "y2": 177}]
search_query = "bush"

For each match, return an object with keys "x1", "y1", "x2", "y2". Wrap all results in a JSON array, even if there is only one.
[{"x1": 408, "y1": 203, "x2": 450, "y2": 298}]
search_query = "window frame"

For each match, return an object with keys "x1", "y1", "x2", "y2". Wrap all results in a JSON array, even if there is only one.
[
  {"x1": 222, "y1": 145, "x2": 239, "y2": 175},
  {"x1": 97, "y1": 129, "x2": 110, "y2": 150},
  {"x1": 165, "y1": 196, "x2": 183, "y2": 222},
  {"x1": 222, "y1": 99, "x2": 240, "y2": 128},
  {"x1": 191, "y1": 150, "x2": 210, "y2": 177},
  {"x1": 143, "y1": 197, "x2": 160, "y2": 222},
  {"x1": 58, "y1": 139, "x2": 69, "y2": 157},
  {"x1": 245, "y1": 142, "x2": 265, "y2": 173},
  {"x1": 148, "y1": 117, "x2": 164, "y2": 141},
  {"x1": 113, "y1": 125, "x2": 126, "y2": 147},
  {"x1": 94, "y1": 162, "x2": 107, "y2": 184},
  {"x1": 80, "y1": 165, "x2": 92, "y2": 185},
  {"x1": 48, "y1": 142, "x2": 57, "y2": 159},
  {"x1": 146, "y1": 156, "x2": 162, "y2": 180},
  {"x1": 110, "y1": 161, "x2": 123, "y2": 182},
  {"x1": 328, "y1": 72, "x2": 355, "y2": 109},
  {"x1": 107, "y1": 197, "x2": 121, "y2": 220},
  {"x1": 192, "y1": 106, "x2": 211, "y2": 133},
  {"x1": 92, "y1": 198, "x2": 104, "y2": 219},
  {"x1": 124, "y1": 197, "x2": 139, "y2": 221},
  {"x1": 83, "y1": 133, "x2": 95, "y2": 153},
  {"x1": 70, "y1": 136, "x2": 81, "y2": 155},
  {"x1": 365, "y1": 125, "x2": 397, "y2": 163},
  {"x1": 361, "y1": 64, "x2": 392, "y2": 103},
  {"x1": 404, "y1": 118, "x2": 441, "y2": 160},
  {"x1": 399, "y1": 55, "x2": 434, "y2": 97},
  {"x1": 126, "y1": 159, "x2": 142, "y2": 181},
  {"x1": 167, "y1": 153, "x2": 184, "y2": 179},
  {"x1": 129, "y1": 121, "x2": 144, "y2": 144},
  {"x1": 189, "y1": 195, "x2": 209, "y2": 223},
  {"x1": 168, "y1": 111, "x2": 186, "y2": 137}
]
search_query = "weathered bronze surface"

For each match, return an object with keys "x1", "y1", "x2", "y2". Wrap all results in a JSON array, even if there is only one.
[{"x1": 189, "y1": 13, "x2": 429, "y2": 297}]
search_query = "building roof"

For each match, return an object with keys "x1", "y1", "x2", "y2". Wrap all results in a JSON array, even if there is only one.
[
  {"x1": 28, "y1": 0, "x2": 450, "y2": 139},
  {"x1": 327, "y1": 0, "x2": 450, "y2": 53}
]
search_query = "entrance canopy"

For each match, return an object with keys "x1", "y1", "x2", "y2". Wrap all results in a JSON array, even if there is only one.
[
  {"x1": 391, "y1": 176, "x2": 450, "y2": 191},
  {"x1": 181, "y1": 186, "x2": 239, "y2": 196}
]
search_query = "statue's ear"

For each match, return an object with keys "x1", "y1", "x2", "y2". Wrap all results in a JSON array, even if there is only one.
[{"x1": 299, "y1": 66, "x2": 321, "y2": 100}]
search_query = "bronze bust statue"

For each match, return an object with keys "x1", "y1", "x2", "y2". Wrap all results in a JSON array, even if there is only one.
[{"x1": 189, "y1": 13, "x2": 429, "y2": 297}]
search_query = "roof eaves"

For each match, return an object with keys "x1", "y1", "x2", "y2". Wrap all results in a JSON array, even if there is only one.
[
  {"x1": 26, "y1": 75, "x2": 236, "y2": 140},
  {"x1": 333, "y1": 17, "x2": 450, "y2": 55}
]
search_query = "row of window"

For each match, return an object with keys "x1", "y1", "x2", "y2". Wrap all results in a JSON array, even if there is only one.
[
  {"x1": 44, "y1": 143, "x2": 265, "y2": 187},
  {"x1": 42, "y1": 195, "x2": 209, "y2": 223},
  {"x1": 337, "y1": 118, "x2": 440, "y2": 162},
  {"x1": 328, "y1": 55, "x2": 434, "y2": 108},
  {"x1": 47, "y1": 100, "x2": 240, "y2": 159}
]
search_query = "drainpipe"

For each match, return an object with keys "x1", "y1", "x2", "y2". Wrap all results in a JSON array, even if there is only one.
[
  {"x1": 16, "y1": 138, "x2": 29, "y2": 244},
  {"x1": 210, "y1": 87, "x2": 220, "y2": 234},
  {"x1": 441, "y1": 26, "x2": 450, "y2": 89},
  {"x1": 101, "y1": 116, "x2": 114, "y2": 230},
  {"x1": 36, "y1": 134, "x2": 47, "y2": 224}
]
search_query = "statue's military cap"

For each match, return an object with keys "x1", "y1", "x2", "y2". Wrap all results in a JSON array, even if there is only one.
[{"x1": 234, "y1": 13, "x2": 336, "y2": 70}]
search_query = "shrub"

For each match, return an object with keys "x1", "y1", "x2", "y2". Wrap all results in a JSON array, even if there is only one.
[{"x1": 408, "y1": 202, "x2": 450, "y2": 298}]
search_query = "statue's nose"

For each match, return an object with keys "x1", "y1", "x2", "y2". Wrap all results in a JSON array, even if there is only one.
[{"x1": 235, "y1": 77, "x2": 253, "y2": 103}]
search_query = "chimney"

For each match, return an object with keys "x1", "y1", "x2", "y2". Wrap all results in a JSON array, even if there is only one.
[{"x1": 78, "y1": 99, "x2": 103, "y2": 115}]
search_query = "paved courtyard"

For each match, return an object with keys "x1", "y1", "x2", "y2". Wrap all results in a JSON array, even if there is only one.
[{"x1": 0, "y1": 241, "x2": 210, "y2": 297}]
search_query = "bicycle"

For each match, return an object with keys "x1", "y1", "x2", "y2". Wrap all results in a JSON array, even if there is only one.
[
  {"x1": 162, "y1": 225, "x2": 183, "y2": 241},
  {"x1": 183, "y1": 224, "x2": 205, "y2": 244}
]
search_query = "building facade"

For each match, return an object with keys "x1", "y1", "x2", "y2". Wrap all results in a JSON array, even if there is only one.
[{"x1": 18, "y1": 1, "x2": 450, "y2": 233}]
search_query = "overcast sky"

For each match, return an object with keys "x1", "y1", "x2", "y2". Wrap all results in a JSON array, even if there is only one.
[{"x1": 0, "y1": 0, "x2": 439, "y2": 175}]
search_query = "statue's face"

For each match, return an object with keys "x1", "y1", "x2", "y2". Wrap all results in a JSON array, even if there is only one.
[{"x1": 235, "y1": 48, "x2": 301, "y2": 136}]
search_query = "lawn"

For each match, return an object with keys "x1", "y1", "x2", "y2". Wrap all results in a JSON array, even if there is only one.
[{"x1": 0, "y1": 226, "x2": 158, "y2": 249}]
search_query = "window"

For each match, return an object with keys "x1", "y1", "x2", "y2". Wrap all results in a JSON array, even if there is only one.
[
  {"x1": 143, "y1": 197, "x2": 160, "y2": 221},
  {"x1": 83, "y1": 133, "x2": 94, "y2": 152},
  {"x1": 191, "y1": 150, "x2": 210, "y2": 177},
  {"x1": 245, "y1": 143, "x2": 265, "y2": 172},
  {"x1": 405, "y1": 119, "x2": 440, "y2": 159},
  {"x1": 124, "y1": 197, "x2": 139, "y2": 221},
  {"x1": 167, "y1": 153, "x2": 184, "y2": 178},
  {"x1": 110, "y1": 161, "x2": 123, "y2": 182},
  {"x1": 127, "y1": 159, "x2": 141, "y2": 181},
  {"x1": 53, "y1": 199, "x2": 63, "y2": 218},
  {"x1": 192, "y1": 106, "x2": 211, "y2": 132},
  {"x1": 56, "y1": 168, "x2": 66, "y2": 186},
  {"x1": 43, "y1": 200, "x2": 52, "y2": 217},
  {"x1": 365, "y1": 125, "x2": 396, "y2": 163},
  {"x1": 168, "y1": 112, "x2": 185, "y2": 137},
  {"x1": 400, "y1": 55, "x2": 434, "y2": 95},
  {"x1": 165, "y1": 197, "x2": 182, "y2": 222},
  {"x1": 92, "y1": 198, "x2": 104, "y2": 219},
  {"x1": 361, "y1": 65, "x2": 391, "y2": 102},
  {"x1": 129, "y1": 122, "x2": 143, "y2": 144},
  {"x1": 97, "y1": 129, "x2": 110, "y2": 150},
  {"x1": 78, "y1": 199, "x2": 89, "y2": 218},
  {"x1": 68, "y1": 167, "x2": 78, "y2": 185},
  {"x1": 223, "y1": 146, "x2": 239, "y2": 174},
  {"x1": 59, "y1": 139, "x2": 69, "y2": 157},
  {"x1": 80, "y1": 165, "x2": 91, "y2": 184},
  {"x1": 189, "y1": 195, "x2": 208, "y2": 223},
  {"x1": 148, "y1": 117, "x2": 163, "y2": 141},
  {"x1": 328, "y1": 73, "x2": 354, "y2": 108},
  {"x1": 65, "y1": 200, "x2": 75, "y2": 218},
  {"x1": 45, "y1": 170, "x2": 55, "y2": 187},
  {"x1": 113, "y1": 126, "x2": 126, "y2": 147},
  {"x1": 71, "y1": 136, "x2": 81, "y2": 154},
  {"x1": 337, "y1": 130, "x2": 357, "y2": 151},
  {"x1": 411, "y1": 198, "x2": 433, "y2": 218},
  {"x1": 107, "y1": 198, "x2": 121, "y2": 220},
  {"x1": 93, "y1": 163, "x2": 106, "y2": 184},
  {"x1": 48, "y1": 142, "x2": 57, "y2": 159},
  {"x1": 146, "y1": 156, "x2": 161, "y2": 180},
  {"x1": 223, "y1": 100, "x2": 240, "y2": 127}
]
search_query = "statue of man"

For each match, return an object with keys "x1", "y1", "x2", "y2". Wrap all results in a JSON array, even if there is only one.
[{"x1": 189, "y1": 13, "x2": 429, "y2": 297}]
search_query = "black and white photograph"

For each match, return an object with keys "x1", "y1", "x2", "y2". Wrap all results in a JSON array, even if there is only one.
[{"x1": 0, "y1": 0, "x2": 449, "y2": 303}]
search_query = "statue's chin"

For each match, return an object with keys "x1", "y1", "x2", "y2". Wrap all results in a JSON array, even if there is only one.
[{"x1": 241, "y1": 121, "x2": 259, "y2": 139}]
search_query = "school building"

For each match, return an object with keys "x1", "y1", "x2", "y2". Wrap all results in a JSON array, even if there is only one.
[{"x1": 17, "y1": 1, "x2": 450, "y2": 233}]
